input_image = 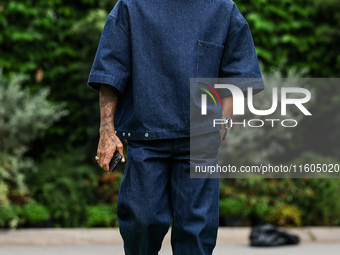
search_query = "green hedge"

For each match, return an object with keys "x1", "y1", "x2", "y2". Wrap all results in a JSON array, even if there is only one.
[{"x1": 1, "y1": 0, "x2": 340, "y2": 228}]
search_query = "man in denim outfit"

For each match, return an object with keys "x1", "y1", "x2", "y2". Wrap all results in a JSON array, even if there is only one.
[{"x1": 88, "y1": 0, "x2": 263, "y2": 254}]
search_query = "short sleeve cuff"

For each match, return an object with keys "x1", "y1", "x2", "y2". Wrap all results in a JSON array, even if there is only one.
[{"x1": 88, "y1": 73, "x2": 126, "y2": 94}]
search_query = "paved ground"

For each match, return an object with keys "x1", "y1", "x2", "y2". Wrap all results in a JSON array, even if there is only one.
[
  {"x1": 1, "y1": 243, "x2": 340, "y2": 255},
  {"x1": 0, "y1": 227, "x2": 339, "y2": 255}
]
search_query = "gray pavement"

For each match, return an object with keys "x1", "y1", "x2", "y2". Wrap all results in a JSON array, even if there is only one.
[
  {"x1": 0, "y1": 227, "x2": 339, "y2": 255},
  {"x1": 1, "y1": 243, "x2": 340, "y2": 255}
]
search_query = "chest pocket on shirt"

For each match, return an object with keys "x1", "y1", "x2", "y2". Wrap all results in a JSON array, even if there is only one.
[{"x1": 197, "y1": 40, "x2": 224, "y2": 78}]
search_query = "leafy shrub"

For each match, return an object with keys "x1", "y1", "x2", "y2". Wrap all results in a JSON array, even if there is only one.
[
  {"x1": 0, "y1": 71, "x2": 68, "y2": 155},
  {"x1": 251, "y1": 196, "x2": 271, "y2": 221},
  {"x1": 0, "y1": 153, "x2": 34, "y2": 205},
  {"x1": 219, "y1": 197, "x2": 249, "y2": 217},
  {"x1": 220, "y1": 179, "x2": 306, "y2": 226},
  {"x1": 290, "y1": 152, "x2": 340, "y2": 225},
  {"x1": 4, "y1": 202, "x2": 51, "y2": 227},
  {"x1": 21, "y1": 202, "x2": 50, "y2": 223},
  {"x1": 86, "y1": 203, "x2": 118, "y2": 227},
  {"x1": 266, "y1": 203, "x2": 302, "y2": 226},
  {"x1": 236, "y1": 0, "x2": 340, "y2": 77},
  {"x1": 220, "y1": 169, "x2": 340, "y2": 226},
  {"x1": 0, "y1": 70, "x2": 67, "y2": 228},
  {"x1": 0, "y1": 203, "x2": 18, "y2": 228},
  {"x1": 26, "y1": 151, "x2": 98, "y2": 227},
  {"x1": 290, "y1": 179, "x2": 340, "y2": 226},
  {"x1": 95, "y1": 170, "x2": 123, "y2": 205},
  {"x1": 0, "y1": 176, "x2": 10, "y2": 207}
]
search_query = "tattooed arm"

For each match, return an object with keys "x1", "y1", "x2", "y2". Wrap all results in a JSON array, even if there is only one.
[{"x1": 97, "y1": 84, "x2": 125, "y2": 171}]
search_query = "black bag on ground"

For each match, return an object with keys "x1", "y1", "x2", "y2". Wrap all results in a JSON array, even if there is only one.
[{"x1": 250, "y1": 224, "x2": 300, "y2": 247}]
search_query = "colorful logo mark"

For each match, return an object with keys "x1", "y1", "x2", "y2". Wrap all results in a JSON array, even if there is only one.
[
  {"x1": 197, "y1": 82, "x2": 222, "y2": 115},
  {"x1": 197, "y1": 82, "x2": 222, "y2": 106}
]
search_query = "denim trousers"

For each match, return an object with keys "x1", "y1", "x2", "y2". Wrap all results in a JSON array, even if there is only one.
[{"x1": 117, "y1": 131, "x2": 221, "y2": 255}]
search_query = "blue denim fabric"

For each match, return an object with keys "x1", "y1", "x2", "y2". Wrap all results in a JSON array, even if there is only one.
[
  {"x1": 88, "y1": 0, "x2": 263, "y2": 140},
  {"x1": 117, "y1": 131, "x2": 221, "y2": 255}
]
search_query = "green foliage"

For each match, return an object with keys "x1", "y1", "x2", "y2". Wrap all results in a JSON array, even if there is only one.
[
  {"x1": 220, "y1": 174, "x2": 340, "y2": 226},
  {"x1": 0, "y1": 71, "x2": 67, "y2": 228},
  {"x1": 219, "y1": 196, "x2": 249, "y2": 217},
  {"x1": 0, "y1": 181, "x2": 9, "y2": 206},
  {"x1": 26, "y1": 151, "x2": 99, "y2": 227},
  {"x1": 0, "y1": 203, "x2": 19, "y2": 228},
  {"x1": 266, "y1": 203, "x2": 302, "y2": 226},
  {"x1": 220, "y1": 179, "x2": 305, "y2": 226},
  {"x1": 251, "y1": 196, "x2": 271, "y2": 221},
  {"x1": 21, "y1": 202, "x2": 50, "y2": 223},
  {"x1": 0, "y1": 202, "x2": 50, "y2": 228},
  {"x1": 0, "y1": 153, "x2": 33, "y2": 204},
  {"x1": 237, "y1": 0, "x2": 340, "y2": 159},
  {"x1": 0, "y1": 70, "x2": 68, "y2": 155},
  {"x1": 298, "y1": 179, "x2": 340, "y2": 226},
  {"x1": 1, "y1": 0, "x2": 339, "y2": 228},
  {"x1": 0, "y1": 0, "x2": 338, "y2": 159},
  {"x1": 291, "y1": 152, "x2": 340, "y2": 225},
  {"x1": 236, "y1": 0, "x2": 340, "y2": 77},
  {"x1": 95, "y1": 170, "x2": 124, "y2": 205},
  {"x1": 0, "y1": 0, "x2": 118, "y2": 157},
  {"x1": 86, "y1": 204, "x2": 118, "y2": 227}
]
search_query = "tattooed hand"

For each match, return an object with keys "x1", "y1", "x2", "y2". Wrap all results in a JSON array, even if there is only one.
[{"x1": 97, "y1": 84, "x2": 125, "y2": 172}]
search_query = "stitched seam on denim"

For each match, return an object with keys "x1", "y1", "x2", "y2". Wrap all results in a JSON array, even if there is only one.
[
  {"x1": 90, "y1": 73, "x2": 119, "y2": 80},
  {"x1": 108, "y1": 14, "x2": 130, "y2": 39},
  {"x1": 197, "y1": 41, "x2": 200, "y2": 78},
  {"x1": 90, "y1": 72, "x2": 125, "y2": 83},
  {"x1": 225, "y1": 21, "x2": 247, "y2": 45},
  {"x1": 173, "y1": 157, "x2": 182, "y2": 253},
  {"x1": 198, "y1": 40, "x2": 224, "y2": 50}
]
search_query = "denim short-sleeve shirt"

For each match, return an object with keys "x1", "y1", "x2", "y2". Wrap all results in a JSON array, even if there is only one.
[{"x1": 88, "y1": 0, "x2": 263, "y2": 140}]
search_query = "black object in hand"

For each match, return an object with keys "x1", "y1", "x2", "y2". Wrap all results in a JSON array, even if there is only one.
[{"x1": 109, "y1": 151, "x2": 122, "y2": 172}]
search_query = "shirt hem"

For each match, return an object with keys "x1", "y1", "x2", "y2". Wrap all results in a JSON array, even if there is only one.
[
  {"x1": 88, "y1": 73, "x2": 125, "y2": 94},
  {"x1": 115, "y1": 127, "x2": 220, "y2": 141}
]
